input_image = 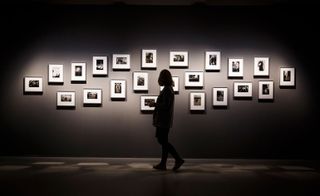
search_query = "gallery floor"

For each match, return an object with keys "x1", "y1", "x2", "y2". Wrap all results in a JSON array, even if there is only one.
[{"x1": 0, "y1": 157, "x2": 319, "y2": 196}]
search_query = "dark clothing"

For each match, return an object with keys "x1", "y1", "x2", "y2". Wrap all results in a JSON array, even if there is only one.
[
  {"x1": 156, "y1": 127, "x2": 181, "y2": 164},
  {"x1": 153, "y1": 86, "x2": 174, "y2": 128}
]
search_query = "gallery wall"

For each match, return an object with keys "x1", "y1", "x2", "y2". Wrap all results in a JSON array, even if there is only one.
[{"x1": 0, "y1": 4, "x2": 319, "y2": 159}]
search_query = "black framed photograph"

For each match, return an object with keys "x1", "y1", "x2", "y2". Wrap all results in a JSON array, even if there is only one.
[
  {"x1": 112, "y1": 54, "x2": 130, "y2": 70},
  {"x1": 140, "y1": 95, "x2": 158, "y2": 111},
  {"x1": 71, "y1": 62, "x2": 86, "y2": 82},
  {"x1": 233, "y1": 82, "x2": 252, "y2": 97},
  {"x1": 48, "y1": 64, "x2": 63, "y2": 83},
  {"x1": 190, "y1": 92, "x2": 206, "y2": 111},
  {"x1": 133, "y1": 72, "x2": 148, "y2": 91},
  {"x1": 213, "y1": 87, "x2": 228, "y2": 106},
  {"x1": 170, "y1": 51, "x2": 188, "y2": 68},
  {"x1": 24, "y1": 76, "x2": 43, "y2": 93},
  {"x1": 83, "y1": 88, "x2": 102, "y2": 105},
  {"x1": 110, "y1": 79, "x2": 126, "y2": 99},
  {"x1": 160, "y1": 76, "x2": 179, "y2": 93},
  {"x1": 185, "y1": 71, "x2": 204, "y2": 88},
  {"x1": 259, "y1": 81, "x2": 274, "y2": 100},
  {"x1": 280, "y1": 67, "x2": 295, "y2": 87},
  {"x1": 205, "y1": 51, "x2": 221, "y2": 71},
  {"x1": 57, "y1": 91, "x2": 76, "y2": 107},
  {"x1": 228, "y1": 58, "x2": 244, "y2": 78},
  {"x1": 142, "y1": 49, "x2": 157, "y2": 69},
  {"x1": 254, "y1": 57, "x2": 269, "y2": 77},
  {"x1": 92, "y1": 56, "x2": 107, "y2": 76}
]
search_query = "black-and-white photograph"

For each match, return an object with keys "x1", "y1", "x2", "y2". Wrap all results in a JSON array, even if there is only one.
[
  {"x1": 52, "y1": 67, "x2": 61, "y2": 78},
  {"x1": 133, "y1": 72, "x2": 148, "y2": 91},
  {"x1": 194, "y1": 95, "x2": 201, "y2": 106},
  {"x1": 238, "y1": 85, "x2": 249, "y2": 92},
  {"x1": 144, "y1": 99, "x2": 155, "y2": 107},
  {"x1": 116, "y1": 57, "x2": 127, "y2": 64},
  {"x1": 232, "y1": 61, "x2": 240, "y2": 72},
  {"x1": 190, "y1": 92, "x2": 205, "y2": 110},
  {"x1": 96, "y1": 59, "x2": 104, "y2": 70},
  {"x1": 283, "y1": 70, "x2": 291, "y2": 81},
  {"x1": 146, "y1": 52, "x2": 153, "y2": 63},
  {"x1": 173, "y1": 55, "x2": 184, "y2": 62},
  {"x1": 29, "y1": 80, "x2": 39, "y2": 87},
  {"x1": 115, "y1": 83, "x2": 122, "y2": 94},
  {"x1": 110, "y1": 80, "x2": 126, "y2": 99},
  {"x1": 137, "y1": 76, "x2": 145, "y2": 86},
  {"x1": 213, "y1": 87, "x2": 228, "y2": 106},
  {"x1": 170, "y1": 51, "x2": 188, "y2": 67},
  {"x1": 87, "y1": 92, "x2": 98, "y2": 99},
  {"x1": 262, "y1": 84, "x2": 270, "y2": 95},
  {"x1": 254, "y1": 57, "x2": 269, "y2": 77},
  {"x1": 217, "y1": 90, "x2": 224, "y2": 101},
  {"x1": 49, "y1": 64, "x2": 64, "y2": 83},
  {"x1": 259, "y1": 81, "x2": 274, "y2": 99},
  {"x1": 209, "y1": 55, "x2": 217, "y2": 65},
  {"x1": 189, "y1": 74, "x2": 200, "y2": 82},
  {"x1": 61, "y1": 95, "x2": 72, "y2": 102},
  {"x1": 75, "y1": 66, "x2": 82, "y2": 76}
]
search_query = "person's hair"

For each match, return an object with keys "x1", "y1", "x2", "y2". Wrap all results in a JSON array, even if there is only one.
[{"x1": 158, "y1": 69, "x2": 173, "y2": 86}]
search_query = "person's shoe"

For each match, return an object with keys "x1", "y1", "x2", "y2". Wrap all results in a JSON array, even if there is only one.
[
  {"x1": 153, "y1": 164, "x2": 167, "y2": 171},
  {"x1": 172, "y1": 159, "x2": 185, "y2": 171}
]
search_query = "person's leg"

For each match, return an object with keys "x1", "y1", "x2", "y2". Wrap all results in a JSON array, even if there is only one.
[{"x1": 154, "y1": 127, "x2": 169, "y2": 170}]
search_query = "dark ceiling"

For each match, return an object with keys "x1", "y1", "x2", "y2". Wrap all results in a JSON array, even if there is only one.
[{"x1": 3, "y1": 0, "x2": 315, "y2": 6}]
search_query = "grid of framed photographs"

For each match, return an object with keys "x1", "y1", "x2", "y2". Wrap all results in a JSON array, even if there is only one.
[
  {"x1": 24, "y1": 51, "x2": 296, "y2": 111},
  {"x1": 83, "y1": 88, "x2": 102, "y2": 105}
]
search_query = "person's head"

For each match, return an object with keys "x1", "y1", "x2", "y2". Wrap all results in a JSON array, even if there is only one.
[{"x1": 158, "y1": 69, "x2": 173, "y2": 86}]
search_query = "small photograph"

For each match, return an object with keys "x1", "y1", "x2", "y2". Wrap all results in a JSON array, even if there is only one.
[
  {"x1": 234, "y1": 82, "x2": 252, "y2": 97},
  {"x1": 93, "y1": 56, "x2": 108, "y2": 75},
  {"x1": 205, "y1": 51, "x2": 221, "y2": 71},
  {"x1": 185, "y1": 71, "x2": 204, "y2": 88},
  {"x1": 170, "y1": 51, "x2": 188, "y2": 67},
  {"x1": 71, "y1": 62, "x2": 86, "y2": 82},
  {"x1": 112, "y1": 54, "x2": 130, "y2": 70},
  {"x1": 57, "y1": 91, "x2": 76, "y2": 107},
  {"x1": 160, "y1": 76, "x2": 179, "y2": 93},
  {"x1": 280, "y1": 67, "x2": 295, "y2": 87},
  {"x1": 24, "y1": 76, "x2": 43, "y2": 93},
  {"x1": 189, "y1": 74, "x2": 200, "y2": 82},
  {"x1": 61, "y1": 95, "x2": 72, "y2": 102},
  {"x1": 83, "y1": 89, "x2": 102, "y2": 105},
  {"x1": 254, "y1": 57, "x2": 269, "y2": 77},
  {"x1": 29, "y1": 80, "x2": 39, "y2": 87},
  {"x1": 115, "y1": 83, "x2": 122, "y2": 94},
  {"x1": 213, "y1": 87, "x2": 228, "y2": 106},
  {"x1": 141, "y1": 95, "x2": 158, "y2": 111},
  {"x1": 110, "y1": 80, "x2": 126, "y2": 99},
  {"x1": 142, "y1": 50, "x2": 157, "y2": 68},
  {"x1": 133, "y1": 72, "x2": 148, "y2": 91},
  {"x1": 49, "y1": 64, "x2": 63, "y2": 83},
  {"x1": 228, "y1": 58, "x2": 243, "y2": 78},
  {"x1": 190, "y1": 92, "x2": 205, "y2": 111},
  {"x1": 259, "y1": 81, "x2": 274, "y2": 100}
]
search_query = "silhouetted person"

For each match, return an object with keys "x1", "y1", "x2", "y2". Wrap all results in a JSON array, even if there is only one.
[{"x1": 149, "y1": 69, "x2": 184, "y2": 171}]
